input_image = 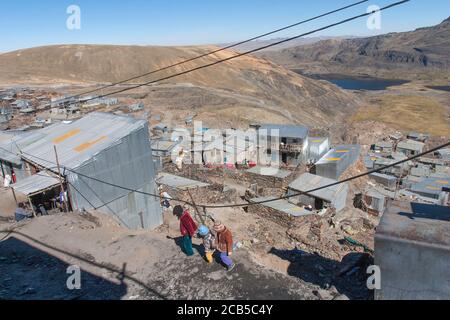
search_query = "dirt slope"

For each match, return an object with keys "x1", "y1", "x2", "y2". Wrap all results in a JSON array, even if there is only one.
[{"x1": 0, "y1": 44, "x2": 357, "y2": 127}]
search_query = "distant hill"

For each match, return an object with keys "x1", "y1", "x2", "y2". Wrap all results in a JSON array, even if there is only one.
[
  {"x1": 258, "y1": 17, "x2": 450, "y2": 79},
  {"x1": 218, "y1": 36, "x2": 355, "y2": 53},
  {"x1": 0, "y1": 44, "x2": 357, "y2": 127}
]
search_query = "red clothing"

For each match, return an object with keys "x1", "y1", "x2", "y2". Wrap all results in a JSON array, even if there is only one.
[{"x1": 180, "y1": 211, "x2": 198, "y2": 237}]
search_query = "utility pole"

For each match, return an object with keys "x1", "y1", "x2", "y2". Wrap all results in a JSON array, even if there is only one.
[
  {"x1": 0, "y1": 162, "x2": 5, "y2": 179},
  {"x1": 54, "y1": 145, "x2": 69, "y2": 213}
]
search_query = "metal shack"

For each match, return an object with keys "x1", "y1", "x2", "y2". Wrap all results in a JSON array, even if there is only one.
[
  {"x1": 375, "y1": 201, "x2": 450, "y2": 300},
  {"x1": 435, "y1": 149, "x2": 450, "y2": 161},
  {"x1": 369, "y1": 172, "x2": 398, "y2": 191},
  {"x1": 397, "y1": 139, "x2": 425, "y2": 157},
  {"x1": 374, "y1": 141, "x2": 393, "y2": 154},
  {"x1": 15, "y1": 112, "x2": 162, "y2": 230},
  {"x1": 287, "y1": 172, "x2": 348, "y2": 212},
  {"x1": 360, "y1": 188, "x2": 387, "y2": 216},
  {"x1": 315, "y1": 145, "x2": 361, "y2": 180},
  {"x1": 410, "y1": 177, "x2": 450, "y2": 200},
  {"x1": 151, "y1": 139, "x2": 181, "y2": 171},
  {"x1": 0, "y1": 131, "x2": 36, "y2": 181},
  {"x1": 0, "y1": 108, "x2": 12, "y2": 124},
  {"x1": 307, "y1": 137, "x2": 330, "y2": 163}
]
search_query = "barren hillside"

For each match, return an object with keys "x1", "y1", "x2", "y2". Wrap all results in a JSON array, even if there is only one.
[
  {"x1": 259, "y1": 17, "x2": 450, "y2": 80},
  {"x1": 0, "y1": 44, "x2": 358, "y2": 127}
]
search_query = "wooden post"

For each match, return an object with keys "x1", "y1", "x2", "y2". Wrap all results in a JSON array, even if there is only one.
[
  {"x1": 11, "y1": 187, "x2": 18, "y2": 205},
  {"x1": 0, "y1": 161, "x2": 5, "y2": 179},
  {"x1": 54, "y1": 145, "x2": 68, "y2": 213},
  {"x1": 28, "y1": 197, "x2": 36, "y2": 217},
  {"x1": 187, "y1": 189, "x2": 205, "y2": 225},
  {"x1": 138, "y1": 212, "x2": 144, "y2": 229}
]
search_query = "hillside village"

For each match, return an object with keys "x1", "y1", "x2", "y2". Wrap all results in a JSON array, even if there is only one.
[{"x1": 0, "y1": 83, "x2": 449, "y2": 300}]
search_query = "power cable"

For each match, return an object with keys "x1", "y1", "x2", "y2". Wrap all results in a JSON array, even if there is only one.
[
  {"x1": 42, "y1": 0, "x2": 370, "y2": 108},
  {"x1": 6, "y1": 140, "x2": 449, "y2": 209},
  {"x1": 76, "y1": 0, "x2": 410, "y2": 104}
]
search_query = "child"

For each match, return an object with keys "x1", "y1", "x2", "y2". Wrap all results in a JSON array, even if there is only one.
[{"x1": 197, "y1": 225, "x2": 216, "y2": 263}]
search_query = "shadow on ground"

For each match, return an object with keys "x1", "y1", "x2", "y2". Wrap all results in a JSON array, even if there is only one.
[
  {"x1": 269, "y1": 247, "x2": 374, "y2": 300},
  {"x1": 0, "y1": 237, "x2": 128, "y2": 300}
]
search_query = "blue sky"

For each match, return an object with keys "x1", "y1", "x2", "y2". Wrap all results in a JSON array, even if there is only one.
[{"x1": 0, "y1": 0, "x2": 449, "y2": 52}]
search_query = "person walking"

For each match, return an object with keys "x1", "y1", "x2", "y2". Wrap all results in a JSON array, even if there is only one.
[
  {"x1": 173, "y1": 205, "x2": 198, "y2": 256},
  {"x1": 197, "y1": 225, "x2": 216, "y2": 264},
  {"x1": 214, "y1": 221, "x2": 236, "y2": 271}
]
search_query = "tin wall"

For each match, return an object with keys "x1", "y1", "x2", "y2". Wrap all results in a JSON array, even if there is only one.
[{"x1": 67, "y1": 125, "x2": 163, "y2": 230}]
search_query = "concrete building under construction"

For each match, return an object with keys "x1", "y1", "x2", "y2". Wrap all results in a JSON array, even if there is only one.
[{"x1": 258, "y1": 124, "x2": 309, "y2": 167}]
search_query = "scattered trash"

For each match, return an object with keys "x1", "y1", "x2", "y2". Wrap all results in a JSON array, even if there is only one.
[{"x1": 344, "y1": 237, "x2": 374, "y2": 254}]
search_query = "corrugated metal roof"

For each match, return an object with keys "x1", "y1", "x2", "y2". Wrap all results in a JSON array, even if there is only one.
[
  {"x1": 259, "y1": 124, "x2": 309, "y2": 139},
  {"x1": 249, "y1": 197, "x2": 313, "y2": 217},
  {"x1": 151, "y1": 140, "x2": 180, "y2": 152},
  {"x1": 437, "y1": 149, "x2": 450, "y2": 161},
  {"x1": 246, "y1": 166, "x2": 291, "y2": 179},
  {"x1": 11, "y1": 172, "x2": 60, "y2": 196},
  {"x1": 411, "y1": 177, "x2": 450, "y2": 196},
  {"x1": 0, "y1": 130, "x2": 42, "y2": 165},
  {"x1": 376, "y1": 141, "x2": 393, "y2": 148},
  {"x1": 316, "y1": 149, "x2": 347, "y2": 165},
  {"x1": 156, "y1": 172, "x2": 210, "y2": 190},
  {"x1": 20, "y1": 113, "x2": 147, "y2": 170},
  {"x1": 365, "y1": 188, "x2": 386, "y2": 200},
  {"x1": 288, "y1": 173, "x2": 347, "y2": 202},
  {"x1": 316, "y1": 145, "x2": 360, "y2": 165},
  {"x1": 0, "y1": 131, "x2": 14, "y2": 143},
  {"x1": 397, "y1": 139, "x2": 425, "y2": 151},
  {"x1": 370, "y1": 172, "x2": 398, "y2": 182},
  {"x1": 308, "y1": 137, "x2": 329, "y2": 145},
  {"x1": 418, "y1": 157, "x2": 446, "y2": 166}
]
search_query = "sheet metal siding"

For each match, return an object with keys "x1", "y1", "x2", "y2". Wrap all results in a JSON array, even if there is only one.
[
  {"x1": 288, "y1": 184, "x2": 347, "y2": 212},
  {"x1": 369, "y1": 173, "x2": 398, "y2": 190},
  {"x1": 288, "y1": 173, "x2": 348, "y2": 212},
  {"x1": 260, "y1": 124, "x2": 309, "y2": 140},
  {"x1": 333, "y1": 184, "x2": 348, "y2": 212},
  {"x1": 68, "y1": 125, "x2": 162, "y2": 230},
  {"x1": 315, "y1": 145, "x2": 360, "y2": 180},
  {"x1": 308, "y1": 138, "x2": 330, "y2": 163},
  {"x1": 375, "y1": 202, "x2": 450, "y2": 299}
]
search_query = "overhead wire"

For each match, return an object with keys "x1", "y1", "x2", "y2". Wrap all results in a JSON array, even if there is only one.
[{"x1": 42, "y1": 0, "x2": 370, "y2": 108}]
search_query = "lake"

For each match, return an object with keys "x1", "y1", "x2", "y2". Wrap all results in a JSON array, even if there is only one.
[
  {"x1": 293, "y1": 71, "x2": 410, "y2": 91},
  {"x1": 426, "y1": 85, "x2": 450, "y2": 93}
]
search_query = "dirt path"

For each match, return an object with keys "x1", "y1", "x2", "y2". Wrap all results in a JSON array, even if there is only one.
[{"x1": 0, "y1": 211, "x2": 321, "y2": 300}]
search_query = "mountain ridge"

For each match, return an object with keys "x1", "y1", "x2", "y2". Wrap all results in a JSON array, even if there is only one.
[{"x1": 258, "y1": 17, "x2": 450, "y2": 79}]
